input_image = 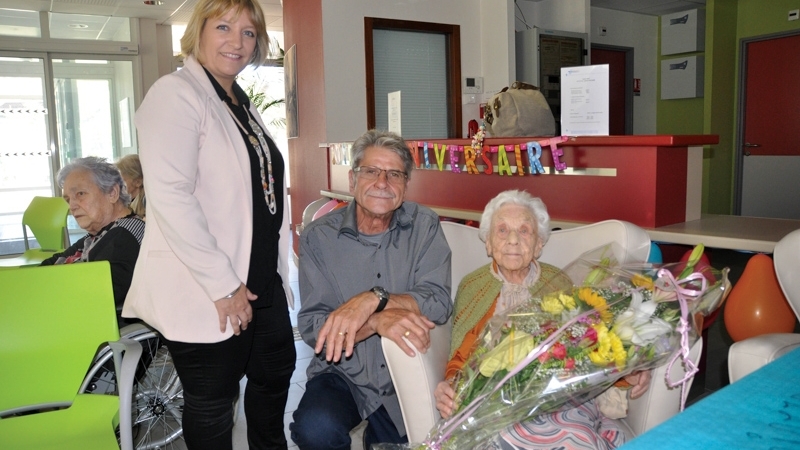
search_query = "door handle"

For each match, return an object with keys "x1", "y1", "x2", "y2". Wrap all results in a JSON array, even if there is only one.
[{"x1": 743, "y1": 142, "x2": 760, "y2": 156}]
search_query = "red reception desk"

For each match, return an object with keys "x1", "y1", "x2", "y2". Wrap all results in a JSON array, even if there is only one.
[{"x1": 325, "y1": 135, "x2": 718, "y2": 229}]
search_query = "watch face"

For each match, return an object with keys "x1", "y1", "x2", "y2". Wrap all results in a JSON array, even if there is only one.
[{"x1": 373, "y1": 286, "x2": 388, "y2": 299}]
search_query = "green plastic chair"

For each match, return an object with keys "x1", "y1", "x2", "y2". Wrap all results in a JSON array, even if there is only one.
[
  {"x1": 0, "y1": 262, "x2": 141, "y2": 450},
  {"x1": 0, "y1": 196, "x2": 70, "y2": 267}
]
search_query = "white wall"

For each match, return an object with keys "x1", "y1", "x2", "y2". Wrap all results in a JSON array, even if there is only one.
[
  {"x1": 321, "y1": 0, "x2": 486, "y2": 141},
  {"x1": 137, "y1": 19, "x2": 160, "y2": 97},
  {"x1": 479, "y1": 0, "x2": 516, "y2": 100},
  {"x1": 312, "y1": 0, "x2": 657, "y2": 140},
  {"x1": 590, "y1": 7, "x2": 658, "y2": 134}
]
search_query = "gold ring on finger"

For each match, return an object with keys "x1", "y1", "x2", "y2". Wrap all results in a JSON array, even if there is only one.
[{"x1": 404, "y1": 330, "x2": 411, "y2": 337}]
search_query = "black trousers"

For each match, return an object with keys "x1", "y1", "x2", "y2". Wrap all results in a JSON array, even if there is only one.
[{"x1": 163, "y1": 288, "x2": 296, "y2": 450}]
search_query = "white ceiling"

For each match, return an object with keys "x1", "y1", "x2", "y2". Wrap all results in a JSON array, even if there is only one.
[
  {"x1": 0, "y1": 0, "x2": 706, "y2": 41},
  {"x1": 0, "y1": 0, "x2": 283, "y2": 31},
  {"x1": 589, "y1": 0, "x2": 706, "y2": 16}
]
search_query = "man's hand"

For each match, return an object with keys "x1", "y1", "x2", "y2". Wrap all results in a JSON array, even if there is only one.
[
  {"x1": 315, "y1": 291, "x2": 380, "y2": 362},
  {"x1": 371, "y1": 308, "x2": 435, "y2": 357},
  {"x1": 434, "y1": 380, "x2": 456, "y2": 419},
  {"x1": 624, "y1": 369, "x2": 652, "y2": 399},
  {"x1": 213, "y1": 283, "x2": 256, "y2": 335}
]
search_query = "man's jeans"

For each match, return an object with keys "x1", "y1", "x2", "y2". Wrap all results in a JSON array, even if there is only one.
[{"x1": 290, "y1": 372, "x2": 407, "y2": 449}]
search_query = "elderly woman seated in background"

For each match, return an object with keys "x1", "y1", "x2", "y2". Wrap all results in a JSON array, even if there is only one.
[
  {"x1": 42, "y1": 156, "x2": 145, "y2": 326},
  {"x1": 434, "y1": 190, "x2": 650, "y2": 450},
  {"x1": 116, "y1": 154, "x2": 146, "y2": 219}
]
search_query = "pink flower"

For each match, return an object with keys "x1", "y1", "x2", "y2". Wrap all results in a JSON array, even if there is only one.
[
  {"x1": 552, "y1": 343, "x2": 567, "y2": 360},
  {"x1": 565, "y1": 358, "x2": 575, "y2": 370},
  {"x1": 582, "y1": 327, "x2": 598, "y2": 346},
  {"x1": 538, "y1": 352, "x2": 550, "y2": 363}
]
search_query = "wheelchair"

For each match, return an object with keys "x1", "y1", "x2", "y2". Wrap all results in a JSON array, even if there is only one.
[{"x1": 81, "y1": 322, "x2": 185, "y2": 450}]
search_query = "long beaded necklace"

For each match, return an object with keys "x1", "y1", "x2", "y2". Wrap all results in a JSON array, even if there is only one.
[{"x1": 224, "y1": 102, "x2": 277, "y2": 215}]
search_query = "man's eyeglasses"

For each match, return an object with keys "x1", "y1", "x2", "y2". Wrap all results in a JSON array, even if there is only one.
[{"x1": 353, "y1": 166, "x2": 408, "y2": 184}]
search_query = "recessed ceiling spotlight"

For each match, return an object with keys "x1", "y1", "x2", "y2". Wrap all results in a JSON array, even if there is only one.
[
  {"x1": 143, "y1": 0, "x2": 164, "y2": 5},
  {"x1": 69, "y1": 24, "x2": 89, "y2": 29}
]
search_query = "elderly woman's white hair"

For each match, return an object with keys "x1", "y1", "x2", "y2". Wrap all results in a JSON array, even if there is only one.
[
  {"x1": 479, "y1": 190, "x2": 550, "y2": 244},
  {"x1": 58, "y1": 156, "x2": 132, "y2": 207}
]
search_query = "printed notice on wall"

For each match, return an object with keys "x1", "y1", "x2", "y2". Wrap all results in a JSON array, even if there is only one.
[
  {"x1": 560, "y1": 64, "x2": 609, "y2": 136},
  {"x1": 388, "y1": 91, "x2": 401, "y2": 134}
]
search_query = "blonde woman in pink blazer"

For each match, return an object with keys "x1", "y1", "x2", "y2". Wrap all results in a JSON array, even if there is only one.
[{"x1": 123, "y1": 0, "x2": 295, "y2": 448}]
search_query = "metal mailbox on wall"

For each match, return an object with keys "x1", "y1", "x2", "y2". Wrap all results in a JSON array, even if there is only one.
[
  {"x1": 661, "y1": 9, "x2": 705, "y2": 56},
  {"x1": 661, "y1": 55, "x2": 704, "y2": 99}
]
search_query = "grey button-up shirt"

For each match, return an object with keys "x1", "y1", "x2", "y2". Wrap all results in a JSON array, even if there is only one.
[{"x1": 298, "y1": 201, "x2": 453, "y2": 436}]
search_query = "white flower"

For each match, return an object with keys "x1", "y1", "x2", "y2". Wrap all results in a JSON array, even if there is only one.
[{"x1": 613, "y1": 291, "x2": 673, "y2": 346}]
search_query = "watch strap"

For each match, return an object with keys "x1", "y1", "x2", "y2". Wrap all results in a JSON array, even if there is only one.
[{"x1": 373, "y1": 287, "x2": 389, "y2": 313}]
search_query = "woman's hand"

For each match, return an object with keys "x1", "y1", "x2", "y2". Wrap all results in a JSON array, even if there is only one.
[
  {"x1": 624, "y1": 369, "x2": 652, "y2": 399},
  {"x1": 213, "y1": 283, "x2": 256, "y2": 335},
  {"x1": 435, "y1": 380, "x2": 456, "y2": 419}
]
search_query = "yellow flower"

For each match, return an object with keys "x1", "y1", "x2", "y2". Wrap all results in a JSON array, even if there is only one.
[
  {"x1": 558, "y1": 293, "x2": 577, "y2": 310},
  {"x1": 479, "y1": 329, "x2": 535, "y2": 377},
  {"x1": 588, "y1": 323, "x2": 626, "y2": 369},
  {"x1": 611, "y1": 332, "x2": 627, "y2": 369},
  {"x1": 631, "y1": 274, "x2": 654, "y2": 291},
  {"x1": 578, "y1": 288, "x2": 613, "y2": 324},
  {"x1": 541, "y1": 295, "x2": 565, "y2": 315},
  {"x1": 588, "y1": 323, "x2": 614, "y2": 366}
]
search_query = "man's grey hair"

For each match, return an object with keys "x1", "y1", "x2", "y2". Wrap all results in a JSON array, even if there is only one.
[
  {"x1": 58, "y1": 156, "x2": 132, "y2": 206},
  {"x1": 350, "y1": 129, "x2": 415, "y2": 178},
  {"x1": 478, "y1": 190, "x2": 550, "y2": 244}
]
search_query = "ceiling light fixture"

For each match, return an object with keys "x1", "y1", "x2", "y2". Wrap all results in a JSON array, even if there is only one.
[
  {"x1": 69, "y1": 24, "x2": 89, "y2": 29},
  {"x1": 143, "y1": 0, "x2": 165, "y2": 5}
]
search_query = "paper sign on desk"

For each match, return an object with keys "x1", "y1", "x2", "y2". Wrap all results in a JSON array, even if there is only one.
[
  {"x1": 560, "y1": 64, "x2": 609, "y2": 136},
  {"x1": 388, "y1": 91, "x2": 401, "y2": 135}
]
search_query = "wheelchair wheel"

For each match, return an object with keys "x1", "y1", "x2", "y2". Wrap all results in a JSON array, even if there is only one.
[{"x1": 81, "y1": 323, "x2": 185, "y2": 450}]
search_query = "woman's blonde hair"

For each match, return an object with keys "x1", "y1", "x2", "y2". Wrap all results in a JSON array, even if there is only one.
[
  {"x1": 116, "y1": 154, "x2": 143, "y2": 185},
  {"x1": 180, "y1": 0, "x2": 269, "y2": 66},
  {"x1": 116, "y1": 154, "x2": 146, "y2": 218}
]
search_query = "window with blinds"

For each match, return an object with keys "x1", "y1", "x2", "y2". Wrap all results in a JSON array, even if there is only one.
[{"x1": 372, "y1": 29, "x2": 448, "y2": 139}]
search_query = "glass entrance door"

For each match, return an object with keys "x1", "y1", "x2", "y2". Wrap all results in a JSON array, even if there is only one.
[
  {"x1": 0, "y1": 55, "x2": 53, "y2": 255},
  {"x1": 0, "y1": 54, "x2": 138, "y2": 255}
]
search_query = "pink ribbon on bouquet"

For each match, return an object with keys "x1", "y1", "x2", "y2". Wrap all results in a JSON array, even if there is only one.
[{"x1": 657, "y1": 268, "x2": 709, "y2": 412}]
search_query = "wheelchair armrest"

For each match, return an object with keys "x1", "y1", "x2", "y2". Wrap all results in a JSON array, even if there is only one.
[{"x1": 109, "y1": 337, "x2": 143, "y2": 450}]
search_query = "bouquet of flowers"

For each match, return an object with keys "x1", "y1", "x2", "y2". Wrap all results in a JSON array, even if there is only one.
[{"x1": 378, "y1": 243, "x2": 730, "y2": 450}]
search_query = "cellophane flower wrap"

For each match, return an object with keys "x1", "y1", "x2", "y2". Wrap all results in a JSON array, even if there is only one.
[{"x1": 376, "y1": 243, "x2": 730, "y2": 450}]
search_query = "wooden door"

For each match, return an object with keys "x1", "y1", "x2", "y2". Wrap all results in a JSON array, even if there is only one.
[
  {"x1": 739, "y1": 32, "x2": 800, "y2": 219},
  {"x1": 591, "y1": 46, "x2": 630, "y2": 135}
]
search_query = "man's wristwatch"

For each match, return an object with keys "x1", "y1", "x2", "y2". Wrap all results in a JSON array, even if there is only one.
[{"x1": 372, "y1": 286, "x2": 390, "y2": 313}]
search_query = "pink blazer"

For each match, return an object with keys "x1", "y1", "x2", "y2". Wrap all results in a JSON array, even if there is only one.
[{"x1": 123, "y1": 55, "x2": 294, "y2": 343}]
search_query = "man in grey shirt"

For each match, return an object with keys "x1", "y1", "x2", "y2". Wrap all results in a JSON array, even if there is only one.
[{"x1": 290, "y1": 129, "x2": 452, "y2": 450}]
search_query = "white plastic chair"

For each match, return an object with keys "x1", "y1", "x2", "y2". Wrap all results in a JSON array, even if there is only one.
[
  {"x1": 728, "y1": 228, "x2": 800, "y2": 383},
  {"x1": 382, "y1": 219, "x2": 703, "y2": 442}
]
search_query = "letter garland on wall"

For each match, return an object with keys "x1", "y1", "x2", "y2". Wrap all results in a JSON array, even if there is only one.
[{"x1": 405, "y1": 136, "x2": 569, "y2": 176}]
